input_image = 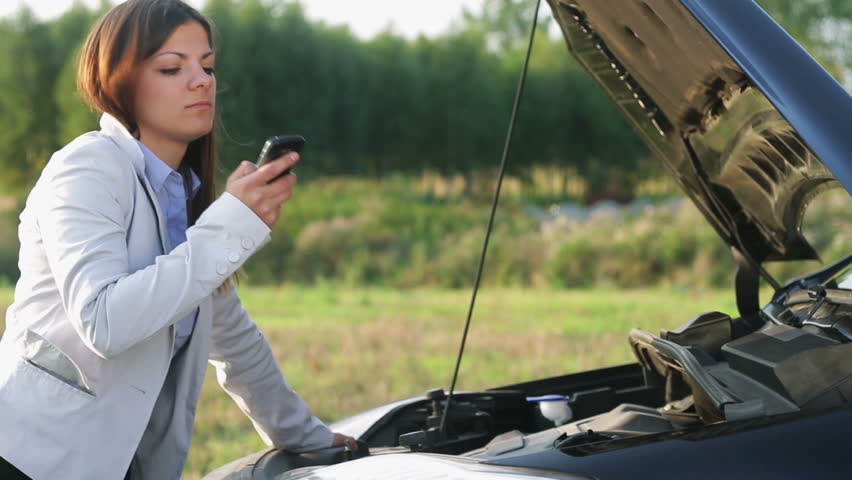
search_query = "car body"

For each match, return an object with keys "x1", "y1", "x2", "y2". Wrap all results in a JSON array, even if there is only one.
[{"x1": 204, "y1": 0, "x2": 852, "y2": 478}]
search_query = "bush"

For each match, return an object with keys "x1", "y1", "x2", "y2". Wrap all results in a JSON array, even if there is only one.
[
  {"x1": 3, "y1": 177, "x2": 847, "y2": 290},
  {"x1": 0, "y1": 209, "x2": 20, "y2": 284}
]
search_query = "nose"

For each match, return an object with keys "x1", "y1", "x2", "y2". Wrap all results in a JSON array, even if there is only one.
[{"x1": 189, "y1": 64, "x2": 214, "y2": 90}]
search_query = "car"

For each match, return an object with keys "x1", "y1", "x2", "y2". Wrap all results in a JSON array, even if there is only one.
[{"x1": 204, "y1": 0, "x2": 852, "y2": 478}]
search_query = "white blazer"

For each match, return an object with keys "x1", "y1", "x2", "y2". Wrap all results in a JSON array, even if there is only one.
[{"x1": 0, "y1": 114, "x2": 333, "y2": 480}]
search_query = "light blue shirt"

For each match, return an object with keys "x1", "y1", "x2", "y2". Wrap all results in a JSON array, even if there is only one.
[{"x1": 138, "y1": 140, "x2": 202, "y2": 357}]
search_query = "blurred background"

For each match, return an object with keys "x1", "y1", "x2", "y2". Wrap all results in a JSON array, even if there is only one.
[{"x1": 0, "y1": 0, "x2": 850, "y2": 477}]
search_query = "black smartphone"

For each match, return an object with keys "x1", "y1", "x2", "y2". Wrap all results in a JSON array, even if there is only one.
[{"x1": 255, "y1": 135, "x2": 305, "y2": 182}]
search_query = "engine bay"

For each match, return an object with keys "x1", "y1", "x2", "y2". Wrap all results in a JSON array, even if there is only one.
[{"x1": 353, "y1": 259, "x2": 852, "y2": 462}]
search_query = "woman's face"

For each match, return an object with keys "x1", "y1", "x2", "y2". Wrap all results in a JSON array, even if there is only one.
[{"x1": 134, "y1": 20, "x2": 216, "y2": 156}]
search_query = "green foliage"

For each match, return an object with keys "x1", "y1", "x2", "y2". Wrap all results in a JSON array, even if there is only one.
[
  {"x1": 0, "y1": 1, "x2": 848, "y2": 289},
  {"x1": 2, "y1": 0, "x2": 848, "y2": 197},
  {"x1": 226, "y1": 179, "x2": 849, "y2": 290},
  {"x1": 0, "y1": 11, "x2": 58, "y2": 192},
  {"x1": 1, "y1": 173, "x2": 847, "y2": 290},
  {"x1": 0, "y1": 0, "x2": 653, "y2": 196},
  {"x1": 0, "y1": 5, "x2": 102, "y2": 194},
  {"x1": 0, "y1": 0, "x2": 848, "y2": 198},
  {"x1": 757, "y1": 0, "x2": 852, "y2": 84},
  {"x1": 0, "y1": 209, "x2": 19, "y2": 286}
]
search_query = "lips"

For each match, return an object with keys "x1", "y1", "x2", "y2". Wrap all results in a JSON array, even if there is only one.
[{"x1": 187, "y1": 101, "x2": 213, "y2": 109}]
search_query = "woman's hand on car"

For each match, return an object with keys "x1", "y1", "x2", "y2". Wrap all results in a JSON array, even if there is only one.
[
  {"x1": 332, "y1": 432, "x2": 359, "y2": 451},
  {"x1": 225, "y1": 153, "x2": 299, "y2": 227}
]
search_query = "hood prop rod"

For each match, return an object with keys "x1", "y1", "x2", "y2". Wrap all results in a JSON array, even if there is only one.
[{"x1": 440, "y1": 0, "x2": 543, "y2": 437}]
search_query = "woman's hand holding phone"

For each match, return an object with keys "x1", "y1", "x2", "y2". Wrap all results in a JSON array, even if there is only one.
[
  {"x1": 225, "y1": 153, "x2": 299, "y2": 227},
  {"x1": 255, "y1": 135, "x2": 305, "y2": 182}
]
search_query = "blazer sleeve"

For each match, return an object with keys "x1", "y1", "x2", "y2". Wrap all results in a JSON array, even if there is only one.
[
  {"x1": 36, "y1": 138, "x2": 271, "y2": 358},
  {"x1": 208, "y1": 283, "x2": 334, "y2": 451}
]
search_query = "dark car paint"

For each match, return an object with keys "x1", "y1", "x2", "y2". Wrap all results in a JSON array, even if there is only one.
[{"x1": 487, "y1": 405, "x2": 852, "y2": 480}]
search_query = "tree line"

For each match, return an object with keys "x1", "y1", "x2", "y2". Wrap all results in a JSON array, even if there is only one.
[{"x1": 0, "y1": 0, "x2": 848, "y2": 200}]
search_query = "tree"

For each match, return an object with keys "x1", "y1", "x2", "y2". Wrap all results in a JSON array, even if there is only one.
[
  {"x1": 53, "y1": 4, "x2": 103, "y2": 145},
  {"x1": 0, "y1": 10, "x2": 59, "y2": 193},
  {"x1": 0, "y1": 3, "x2": 101, "y2": 194},
  {"x1": 460, "y1": 0, "x2": 553, "y2": 54},
  {"x1": 6, "y1": 0, "x2": 840, "y2": 200},
  {"x1": 757, "y1": 0, "x2": 852, "y2": 85}
]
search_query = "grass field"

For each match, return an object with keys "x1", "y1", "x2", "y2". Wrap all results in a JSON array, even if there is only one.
[{"x1": 0, "y1": 285, "x2": 741, "y2": 477}]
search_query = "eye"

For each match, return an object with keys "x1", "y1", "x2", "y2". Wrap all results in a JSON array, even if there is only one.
[
  {"x1": 203, "y1": 67, "x2": 216, "y2": 75},
  {"x1": 159, "y1": 68, "x2": 180, "y2": 75}
]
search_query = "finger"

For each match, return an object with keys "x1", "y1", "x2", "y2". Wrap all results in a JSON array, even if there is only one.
[
  {"x1": 268, "y1": 188, "x2": 293, "y2": 207},
  {"x1": 229, "y1": 160, "x2": 256, "y2": 181},
  {"x1": 267, "y1": 175, "x2": 297, "y2": 203},
  {"x1": 256, "y1": 153, "x2": 299, "y2": 183},
  {"x1": 262, "y1": 184, "x2": 292, "y2": 210},
  {"x1": 262, "y1": 167, "x2": 296, "y2": 195},
  {"x1": 266, "y1": 168, "x2": 297, "y2": 189},
  {"x1": 265, "y1": 209, "x2": 280, "y2": 227}
]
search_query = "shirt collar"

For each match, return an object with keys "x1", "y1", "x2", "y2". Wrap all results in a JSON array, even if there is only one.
[
  {"x1": 137, "y1": 140, "x2": 202, "y2": 197},
  {"x1": 99, "y1": 113, "x2": 145, "y2": 176}
]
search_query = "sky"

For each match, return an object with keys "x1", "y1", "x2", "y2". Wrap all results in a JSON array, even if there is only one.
[{"x1": 0, "y1": 0, "x2": 486, "y2": 39}]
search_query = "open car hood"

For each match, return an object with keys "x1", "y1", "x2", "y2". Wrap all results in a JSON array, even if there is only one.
[{"x1": 547, "y1": 0, "x2": 852, "y2": 264}]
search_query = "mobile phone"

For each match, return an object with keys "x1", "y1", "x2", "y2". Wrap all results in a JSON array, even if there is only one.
[{"x1": 255, "y1": 135, "x2": 305, "y2": 182}]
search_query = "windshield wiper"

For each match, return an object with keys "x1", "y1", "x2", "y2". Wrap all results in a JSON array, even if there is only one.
[{"x1": 773, "y1": 254, "x2": 852, "y2": 305}]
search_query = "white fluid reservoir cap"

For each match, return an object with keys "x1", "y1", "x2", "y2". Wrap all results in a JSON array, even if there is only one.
[{"x1": 526, "y1": 394, "x2": 573, "y2": 426}]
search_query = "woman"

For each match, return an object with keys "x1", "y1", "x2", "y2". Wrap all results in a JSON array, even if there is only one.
[{"x1": 0, "y1": 1, "x2": 355, "y2": 478}]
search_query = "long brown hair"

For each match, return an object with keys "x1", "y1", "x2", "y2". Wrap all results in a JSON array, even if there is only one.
[{"x1": 77, "y1": 0, "x2": 217, "y2": 227}]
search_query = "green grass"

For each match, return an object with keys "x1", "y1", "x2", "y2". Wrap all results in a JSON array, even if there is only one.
[{"x1": 1, "y1": 285, "x2": 740, "y2": 477}]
